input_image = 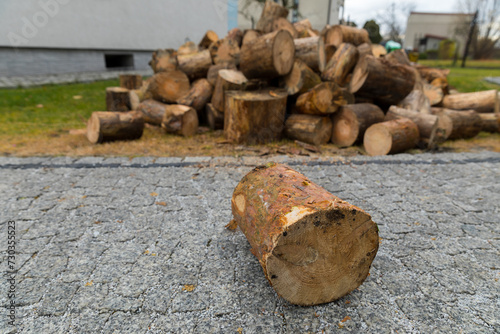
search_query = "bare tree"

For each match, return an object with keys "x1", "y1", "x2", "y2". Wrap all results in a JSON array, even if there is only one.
[
  {"x1": 377, "y1": 2, "x2": 416, "y2": 43},
  {"x1": 456, "y1": 0, "x2": 500, "y2": 59}
]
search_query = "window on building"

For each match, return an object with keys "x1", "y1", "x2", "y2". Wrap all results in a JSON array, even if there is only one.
[{"x1": 104, "y1": 54, "x2": 134, "y2": 69}]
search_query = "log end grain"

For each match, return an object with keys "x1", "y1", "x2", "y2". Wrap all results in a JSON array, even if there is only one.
[
  {"x1": 273, "y1": 30, "x2": 296, "y2": 76},
  {"x1": 364, "y1": 118, "x2": 420, "y2": 156},
  {"x1": 331, "y1": 108, "x2": 360, "y2": 147}
]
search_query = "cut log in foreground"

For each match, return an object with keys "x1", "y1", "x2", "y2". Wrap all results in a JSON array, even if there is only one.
[
  {"x1": 177, "y1": 49, "x2": 213, "y2": 81},
  {"x1": 294, "y1": 36, "x2": 320, "y2": 72},
  {"x1": 240, "y1": 30, "x2": 295, "y2": 79},
  {"x1": 211, "y1": 69, "x2": 248, "y2": 111},
  {"x1": 284, "y1": 114, "x2": 333, "y2": 146},
  {"x1": 87, "y1": 111, "x2": 144, "y2": 144},
  {"x1": 161, "y1": 105, "x2": 198, "y2": 137},
  {"x1": 364, "y1": 118, "x2": 420, "y2": 156},
  {"x1": 321, "y1": 43, "x2": 359, "y2": 86},
  {"x1": 206, "y1": 103, "x2": 224, "y2": 130},
  {"x1": 385, "y1": 106, "x2": 446, "y2": 148},
  {"x1": 431, "y1": 108, "x2": 482, "y2": 139},
  {"x1": 137, "y1": 99, "x2": 169, "y2": 126},
  {"x1": 479, "y1": 113, "x2": 500, "y2": 133},
  {"x1": 442, "y1": 90, "x2": 499, "y2": 113},
  {"x1": 282, "y1": 59, "x2": 321, "y2": 95},
  {"x1": 325, "y1": 25, "x2": 370, "y2": 47},
  {"x1": 231, "y1": 163, "x2": 379, "y2": 306},
  {"x1": 148, "y1": 71, "x2": 191, "y2": 104},
  {"x1": 224, "y1": 89, "x2": 287, "y2": 144},
  {"x1": 331, "y1": 103, "x2": 385, "y2": 147},
  {"x1": 176, "y1": 78, "x2": 213, "y2": 112},
  {"x1": 106, "y1": 87, "x2": 130, "y2": 112},
  {"x1": 119, "y1": 74, "x2": 143, "y2": 90},
  {"x1": 350, "y1": 56, "x2": 416, "y2": 105},
  {"x1": 295, "y1": 82, "x2": 349, "y2": 115}
]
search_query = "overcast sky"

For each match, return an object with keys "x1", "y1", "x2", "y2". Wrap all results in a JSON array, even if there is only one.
[{"x1": 343, "y1": 0, "x2": 461, "y2": 33}]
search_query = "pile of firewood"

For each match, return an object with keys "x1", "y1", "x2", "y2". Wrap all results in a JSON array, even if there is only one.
[{"x1": 87, "y1": 0, "x2": 500, "y2": 155}]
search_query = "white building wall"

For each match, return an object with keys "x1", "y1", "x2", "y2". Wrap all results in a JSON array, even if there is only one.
[{"x1": 0, "y1": 0, "x2": 229, "y2": 50}]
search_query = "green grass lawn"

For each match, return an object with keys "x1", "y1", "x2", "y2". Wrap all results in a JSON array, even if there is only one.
[{"x1": 0, "y1": 79, "x2": 117, "y2": 136}]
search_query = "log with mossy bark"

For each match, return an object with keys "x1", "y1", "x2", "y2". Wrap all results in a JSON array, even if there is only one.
[
  {"x1": 321, "y1": 43, "x2": 359, "y2": 86},
  {"x1": 224, "y1": 89, "x2": 287, "y2": 144},
  {"x1": 230, "y1": 163, "x2": 379, "y2": 306},
  {"x1": 161, "y1": 104, "x2": 199, "y2": 137},
  {"x1": 87, "y1": 111, "x2": 144, "y2": 144},
  {"x1": 431, "y1": 108, "x2": 482, "y2": 139},
  {"x1": 442, "y1": 90, "x2": 499, "y2": 113},
  {"x1": 350, "y1": 55, "x2": 416, "y2": 105},
  {"x1": 363, "y1": 118, "x2": 420, "y2": 156},
  {"x1": 330, "y1": 103, "x2": 385, "y2": 147},
  {"x1": 240, "y1": 30, "x2": 295, "y2": 79},
  {"x1": 284, "y1": 114, "x2": 333, "y2": 146}
]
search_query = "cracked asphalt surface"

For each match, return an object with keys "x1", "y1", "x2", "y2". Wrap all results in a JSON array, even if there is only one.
[{"x1": 1, "y1": 152, "x2": 499, "y2": 333}]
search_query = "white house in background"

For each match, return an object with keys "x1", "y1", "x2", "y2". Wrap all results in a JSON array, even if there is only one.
[
  {"x1": 0, "y1": 0, "x2": 238, "y2": 77},
  {"x1": 238, "y1": 0, "x2": 343, "y2": 31},
  {"x1": 404, "y1": 12, "x2": 474, "y2": 55}
]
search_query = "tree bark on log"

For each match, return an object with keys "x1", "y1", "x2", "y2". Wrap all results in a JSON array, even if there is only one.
[
  {"x1": 284, "y1": 114, "x2": 333, "y2": 145},
  {"x1": 294, "y1": 19, "x2": 314, "y2": 38},
  {"x1": 398, "y1": 89, "x2": 431, "y2": 115},
  {"x1": 176, "y1": 78, "x2": 213, "y2": 112},
  {"x1": 296, "y1": 82, "x2": 348, "y2": 115},
  {"x1": 282, "y1": 59, "x2": 321, "y2": 95},
  {"x1": 350, "y1": 55, "x2": 416, "y2": 105},
  {"x1": 149, "y1": 49, "x2": 177, "y2": 73},
  {"x1": 119, "y1": 74, "x2": 143, "y2": 90},
  {"x1": 240, "y1": 30, "x2": 295, "y2": 79},
  {"x1": 318, "y1": 38, "x2": 337, "y2": 72},
  {"x1": 385, "y1": 106, "x2": 445, "y2": 148},
  {"x1": 161, "y1": 105, "x2": 199, "y2": 136},
  {"x1": 271, "y1": 17, "x2": 298, "y2": 38},
  {"x1": 431, "y1": 108, "x2": 482, "y2": 139},
  {"x1": 294, "y1": 36, "x2": 320, "y2": 72},
  {"x1": 242, "y1": 29, "x2": 263, "y2": 47},
  {"x1": 211, "y1": 69, "x2": 249, "y2": 112},
  {"x1": 384, "y1": 49, "x2": 411, "y2": 66},
  {"x1": 364, "y1": 118, "x2": 420, "y2": 156},
  {"x1": 207, "y1": 63, "x2": 238, "y2": 86},
  {"x1": 224, "y1": 89, "x2": 287, "y2": 144},
  {"x1": 206, "y1": 103, "x2": 224, "y2": 130},
  {"x1": 423, "y1": 83, "x2": 444, "y2": 106},
  {"x1": 178, "y1": 41, "x2": 198, "y2": 55},
  {"x1": 325, "y1": 25, "x2": 370, "y2": 47},
  {"x1": 479, "y1": 113, "x2": 500, "y2": 133},
  {"x1": 357, "y1": 43, "x2": 373, "y2": 59},
  {"x1": 442, "y1": 90, "x2": 499, "y2": 113},
  {"x1": 199, "y1": 30, "x2": 219, "y2": 49},
  {"x1": 256, "y1": 0, "x2": 289, "y2": 33},
  {"x1": 321, "y1": 43, "x2": 359, "y2": 86},
  {"x1": 136, "y1": 99, "x2": 169, "y2": 126},
  {"x1": 148, "y1": 71, "x2": 191, "y2": 104},
  {"x1": 331, "y1": 103, "x2": 385, "y2": 147},
  {"x1": 227, "y1": 28, "x2": 244, "y2": 47},
  {"x1": 87, "y1": 111, "x2": 144, "y2": 144},
  {"x1": 230, "y1": 163, "x2": 379, "y2": 306},
  {"x1": 209, "y1": 38, "x2": 241, "y2": 65},
  {"x1": 177, "y1": 49, "x2": 213, "y2": 81},
  {"x1": 106, "y1": 87, "x2": 131, "y2": 112}
]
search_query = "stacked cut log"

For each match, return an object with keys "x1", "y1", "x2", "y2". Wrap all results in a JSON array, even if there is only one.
[{"x1": 87, "y1": 0, "x2": 498, "y2": 151}]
